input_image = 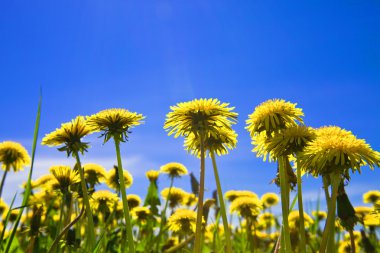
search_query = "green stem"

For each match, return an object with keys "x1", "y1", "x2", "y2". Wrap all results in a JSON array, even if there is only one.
[
  {"x1": 194, "y1": 133, "x2": 206, "y2": 253},
  {"x1": 114, "y1": 138, "x2": 135, "y2": 253},
  {"x1": 319, "y1": 174, "x2": 340, "y2": 253},
  {"x1": 156, "y1": 177, "x2": 174, "y2": 251},
  {"x1": 296, "y1": 164, "x2": 306, "y2": 253},
  {"x1": 349, "y1": 230, "x2": 356, "y2": 253},
  {"x1": 74, "y1": 152, "x2": 96, "y2": 251},
  {"x1": 278, "y1": 156, "x2": 292, "y2": 252},
  {"x1": 247, "y1": 219, "x2": 255, "y2": 253},
  {"x1": 210, "y1": 151, "x2": 233, "y2": 253},
  {"x1": 0, "y1": 169, "x2": 8, "y2": 199}
]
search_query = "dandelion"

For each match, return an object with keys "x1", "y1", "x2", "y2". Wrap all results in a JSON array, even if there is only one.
[
  {"x1": 363, "y1": 190, "x2": 380, "y2": 204},
  {"x1": 261, "y1": 192, "x2": 280, "y2": 209},
  {"x1": 83, "y1": 163, "x2": 107, "y2": 188},
  {"x1": 354, "y1": 206, "x2": 372, "y2": 218},
  {"x1": 246, "y1": 99, "x2": 303, "y2": 136},
  {"x1": 0, "y1": 198, "x2": 9, "y2": 216},
  {"x1": 127, "y1": 194, "x2": 141, "y2": 210},
  {"x1": 161, "y1": 187, "x2": 187, "y2": 209},
  {"x1": 225, "y1": 190, "x2": 258, "y2": 202},
  {"x1": 41, "y1": 116, "x2": 96, "y2": 250},
  {"x1": 246, "y1": 99, "x2": 306, "y2": 252},
  {"x1": 312, "y1": 210, "x2": 327, "y2": 221},
  {"x1": 298, "y1": 126, "x2": 380, "y2": 252},
  {"x1": 0, "y1": 141, "x2": 31, "y2": 198},
  {"x1": 49, "y1": 165, "x2": 80, "y2": 194},
  {"x1": 90, "y1": 190, "x2": 118, "y2": 214},
  {"x1": 167, "y1": 209, "x2": 199, "y2": 234},
  {"x1": 160, "y1": 162, "x2": 188, "y2": 178},
  {"x1": 131, "y1": 206, "x2": 151, "y2": 224},
  {"x1": 87, "y1": 108, "x2": 144, "y2": 253},
  {"x1": 288, "y1": 210, "x2": 314, "y2": 230},
  {"x1": 106, "y1": 166, "x2": 133, "y2": 192},
  {"x1": 164, "y1": 98, "x2": 237, "y2": 253},
  {"x1": 146, "y1": 170, "x2": 160, "y2": 183},
  {"x1": 230, "y1": 197, "x2": 263, "y2": 219}
]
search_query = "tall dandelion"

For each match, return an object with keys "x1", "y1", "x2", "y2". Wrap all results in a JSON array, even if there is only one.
[
  {"x1": 87, "y1": 108, "x2": 144, "y2": 253},
  {"x1": 298, "y1": 126, "x2": 380, "y2": 252},
  {"x1": 246, "y1": 99, "x2": 305, "y2": 252},
  {"x1": 184, "y1": 127, "x2": 237, "y2": 253},
  {"x1": 0, "y1": 141, "x2": 31, "y2": 198},
  {"x1": 41, "y1": 116, "x2": 96, "y2": 250},
  {"x1": 164, "y1": 98, "x2": 237, "y2": 253}
]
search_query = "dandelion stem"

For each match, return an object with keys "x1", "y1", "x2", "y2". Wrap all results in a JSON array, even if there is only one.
[
  {"x1": 194, "y1": 133, "x2": 206, "y2": 253},
  {"x1": 349, "y1": 230, "x2": 356, "y2": 253},
  {"x1": 0, "y1": 169, "x2": 8, "y2": 200},
  {"x1": 114, "y1": 138, "x2": 135, "y2": 253},
  {"x1": 319, "y1": 173, "x2": 340, "y2": 253},
  {"x1": 296, "y1": 164, "x2": 306, "y2": 253},
  {"x1": 278, "y1": 156, "x2": 292, "y2": 252},
  {"x1": 210, "y1": 151, "x2": 233, "y2": 253},
  {"x1": 74, "y1": 152, "x2": 96, "y2": 251}
]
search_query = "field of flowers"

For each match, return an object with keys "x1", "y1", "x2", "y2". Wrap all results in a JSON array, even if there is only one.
[{"x1": 0, "y1": 98, "x2": 379, "y2": 253}]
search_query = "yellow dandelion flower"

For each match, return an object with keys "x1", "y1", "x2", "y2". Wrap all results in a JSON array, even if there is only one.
[
  {"x1": 338, "y1": 240, "x2": 359, "y2": 253},
  {"x1": 258, "y1": 213, "x2": 276, "y2": 228},
  {"x1": 33, "y1": 174, "x2": 55, "y2": 188},
  {"x1": 354, "y1": 206, "x2": 373, "y2": 218},
  {"x1": 246, "y1": 99, "x2": 304, "y2": 136},
  {"x1": 131, "y1": 206, "x2": 151, "y2": 223},
  {"x1": 225, "y1": 190, "x2": 259, "y2": 202},
  {"x1": 257, "y1": 125, "x2": 315, "y2": 159},
  {"x1": 183, "y1": 193, "x2": 197, "y2": 206},
  {"x1": 90, "y1": 190, "x2": 118, "y2": 213},
  {"x1": 106, "y1": 166, "x2": 133, "y2": 191},
  {"x1": 363, "y1": 190, "x2": 380, "y2": 204},
  {"x1": 2, "y1": 208, "x2": 20, "y2": 223},
  {"x1": 29, "y1": 190, "x2": 58, "y2": 205},
  {"x1": 0, "y1": 141, "x2": 31, "y2": 171},
  {"x1": 83, "y1": 163, "x2": 107, "y2": 186},
  {"x1": 230, "y1": 197, "x2": 263, "y2": 218},
  {"x1": 161, "y1": 187, "x2": 187, "y2": 208},
  {"x1": 41, "y1": 116, "x2": 93, "y2": 156},
  {"x1": 146, "y1": 170, "x2": 160, "y2": 182},
  {"x1": 160, "y1": 162, "x2": 188, "y2": 178},
  {"x1": 363, "y1": 212, "x2": 380, "y2": 227},
  {"x1": 298, "y1": 126, "x2": 380, "y2": 178},
  {"x1": 288, "y1": 210, "x2": 314, "y2": 230},
  {"x1": 164, "y1": 98, "x2": 237, "y2": 139},
  {"x1": 127, "y1": 194, "x2": 141, "y2": 210},
  {"x1": 48, "y1": 165, "x2": 80, "y2": 194},
  {"x1": 312, "y1": 210, "x2": 327, "y2": 220},
  {"x1": 87, "y1": 108, "x2": 145, "y2": 143},
  {"x1": 184, "y1": 127, "x2": 238, "y2": 157},
  {"x1": 167, "y1": 209, "x2": 199, "y2": 234},
  {"x1": 0, "y1": 198, "x2": 9, "y2": 215},
  {"x1": 261, "y1": 192, "x2": 280, "y2": 208}
]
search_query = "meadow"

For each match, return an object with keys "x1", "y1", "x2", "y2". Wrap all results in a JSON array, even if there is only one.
[{"x1": 0, "y1": 98, "x2": 379, "y2": 253}]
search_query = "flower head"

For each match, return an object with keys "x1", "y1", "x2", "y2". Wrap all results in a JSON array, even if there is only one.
[
  {"x1": 288, "y1": 210, "x2": 314, "y2": 230},
  {"x1": 83, "y1": 163, "x2": 107, "y2": 186},
  {"x1": 161, "y1": 187, "x2": 187, "y2": 208},
  {"x1": 225, "y1": 190, "x2": 259, "y2": 202},
  {"x1": 312, "y1": 210, "x2": 327, "y2": 221},
  {"x1": 164, "y1": 98, "x2": 237, "y2": 139},
  {"x1": 261, "y1": 192, "x2": 280, "y2": 208},
  {"x1": 49, "y1": 165, "x2": 80, "y2": 194},
  {"x1": 42, "y1": 116, "x2": 93, "y2": 156},
  {"x1": 167, "y1": 209, "x2": 200, "y2": 234},
  {"x1": 131, "y1": 206, "x2": 151, "y2": 223},
  {"x1": 246, "y1": 99, "x2": 304, "y2": 137},
  {"x1": 127, "y1": 194, "x2": 141, "y2": 210},
  {"x1": 87, "y1": 108, "x2": 144, "y2": 143},
  {"x1": 0, "y1": 141, "x2": 31, "y2": 172},
  {"x1": 145, "y1": 170, "x2": 160, "y2": 183},
  {"x1": 363, "y1": 190, "x2": 380, "y2": 204},
  {"x1": 229, "y1": 197, "x2": 263, "y2": 218},
  {"x1": 160, "y1": 162, "x2": 188, "y2": 178},
  {"x1": 184, "y1": 127, "x2": 238, "y2": 157},
  {"x1": 90, "y1": 190, "x2": 118, "y2": 213},
  {"x1": 106, "y1": 166, "x2": 133, "y2": 191},
  {"x1": 298, "y1": 126, "x2": 380, "y2": 178}
]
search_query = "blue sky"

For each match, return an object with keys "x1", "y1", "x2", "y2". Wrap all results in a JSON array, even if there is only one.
[{"x1": 1, "y1": 1, "x2": 379, "y2": 212}]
